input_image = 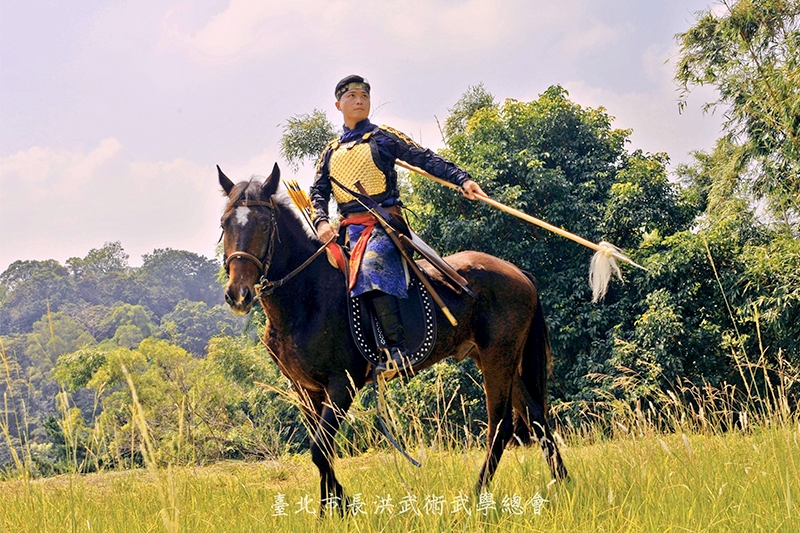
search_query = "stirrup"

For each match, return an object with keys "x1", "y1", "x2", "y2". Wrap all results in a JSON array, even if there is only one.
[{"x1": 375, "y1": 347, "x2": 411, "y2": 377}]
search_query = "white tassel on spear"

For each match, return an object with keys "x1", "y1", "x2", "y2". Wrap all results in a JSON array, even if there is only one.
[
  {"x1": 589, "y1": 241, "x2": 625, "y2": 302},
  {"x1": 394, "y1": 161, "x2": 647, "y2": 302}
]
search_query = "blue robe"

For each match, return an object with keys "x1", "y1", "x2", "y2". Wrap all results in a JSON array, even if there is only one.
[{"x1": 346, "y1": 223, "x2": 408, "y2": 299}]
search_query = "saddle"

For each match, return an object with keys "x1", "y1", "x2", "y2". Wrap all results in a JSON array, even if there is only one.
[{"x1": 327, "y1": 243, "x2": 437, "y2": 368}]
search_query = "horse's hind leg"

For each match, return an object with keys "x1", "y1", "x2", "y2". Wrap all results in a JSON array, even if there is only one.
[
  {"x1": 512, "y1": 376, "x2": 569, "y2": 481},
  {"x1": 475, "y1": 368, "x2": 516, "y2": 493}
]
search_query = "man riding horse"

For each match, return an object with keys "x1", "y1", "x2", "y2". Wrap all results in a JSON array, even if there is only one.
[
  {"x1": 311, "y1": 75, "x2": 487, "y2": 374},
  {"x1": 219, "y1": 81, "x2": 568, "y2": 507}
]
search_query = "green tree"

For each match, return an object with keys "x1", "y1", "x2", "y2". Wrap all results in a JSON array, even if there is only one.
[
  {"x1": 676, "y1": 0, "x2": 800, "y2": 223},
  {"x1": 739, "y1": 230, "x2": 800, "y2": 358},
  {"x1": 66, "y1": 241, "x2": 129, "y2": 279},
  {"x1": 443, "y1": 83, "x2": 496, "y2": 140},
  {"x1": 135, "y1": 249, "x2": 221, "y2": 318},
  {"x1": 52, "y1": 334, "x2": 306, "y2": 467},
  {"x1": 280, "y1": 109, "x2": 337, "y2": 171},
  {"x1": 97, "y1": 303, "x2": 155, "y2": 341},
  {"x1": 0, "y1": 335, "x2": 33, "y2": 472},
  {"x1": 66, "y1": 241, "x2": 132, "y2": 306},
  {"x1": 194, "y1": 336, "x2": 306, "y2": 458},
  {"x1": 7, "y1": 313, "x2": 96, "y2": 470},
  {"x1": 665, "y1": 154, "x2": 799, "y2": 391},
  {"x1": 69, "y1": 339, "x2": 196, "y2": 467},
  {"x1": 410, "y1": 86, "x2": 699, "y2": 402},
  {"x1": 25, "y1": 312, "x2": 95, "y2": 377},
  {"x1": 675, "y1": 2, "x2": 800, "y2": 395},
  {"x1": 0, "y1": 245, "x2": 253, "y2": 474},
  {"x1": 609, "y1": 289, "x2": 687, "y2": 398},
  {"x1": 55, "y1": 342, "x2": 110, "y2": 392},
  {"x1": 41, "y1": 403, "x2": 93, "y2": 474},
  {"x1": 159, "y1": 300, "x2": 242, "y2": 355},
  {"x1": 0, "y1": 260, "x2": 77, "y2": 334}
]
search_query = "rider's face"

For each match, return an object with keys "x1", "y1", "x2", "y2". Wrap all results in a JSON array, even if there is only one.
[{"x1": 336, "y1": 89, "x2": 371, "y2": 128}]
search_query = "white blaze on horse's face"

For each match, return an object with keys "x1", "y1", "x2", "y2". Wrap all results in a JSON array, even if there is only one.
[{"x1": 235, "y1": 206, "x2": 251, "y2": 227}]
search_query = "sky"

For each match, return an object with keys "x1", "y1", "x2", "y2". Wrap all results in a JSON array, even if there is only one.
[{"x1": 0, "y1": 0, "x2": 726, "y2": 272}]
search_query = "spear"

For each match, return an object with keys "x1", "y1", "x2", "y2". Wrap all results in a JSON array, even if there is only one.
[{"x1": 395, "y1": 160, "x2": 648, "y2": 302}]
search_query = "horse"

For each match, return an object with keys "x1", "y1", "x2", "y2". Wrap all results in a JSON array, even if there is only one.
[{"x1": 217, "y1": 163, "x2": 568, "y2": 514}]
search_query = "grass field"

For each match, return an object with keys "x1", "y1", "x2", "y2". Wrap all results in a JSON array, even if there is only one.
[{"x1": 2, "y1": 422, "x2": 797, "y2": 533}]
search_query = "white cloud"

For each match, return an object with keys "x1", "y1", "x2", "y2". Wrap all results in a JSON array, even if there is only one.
[
  {"x1": 560, "y1": 21, "x2": 622, "y2": 57},
  {"x1": 123, "y1": 157, "x2": 226, "y2": 261},
  {"x1": 1, "y1": 0, "x2": 728, "y2": 272},
  {"x1": 0, "y1": 137, "x2": 122, "y2": 193},
  {"x1": 160, "y1": 0, "x2": 583, "y2": 65},
  {"x1": 238, "y1": 148, "x2": 284, "y2": 181},
  {"x1": 0, "y1": 141, "x2": 231, "y2": 270},
  {"x1": 642, "y1": 43, "x2": 671, "y2": 84},
  {"x1": 160, "y1": 0, "x2": 334, "y2": 64},
  {"x1": 563, "y1": 77, "x2": 721, "y2": 169},
  {"x1": 381, "y1": 0, "x2": 538, "y2": 54},
  {"x1": 557, "y1": 35, "x2": 723, "y2": 168}
]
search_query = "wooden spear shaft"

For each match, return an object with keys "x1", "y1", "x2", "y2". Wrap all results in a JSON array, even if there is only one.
[{"x1": 395, "y1": 160, "x2": 647, "y2": 271}]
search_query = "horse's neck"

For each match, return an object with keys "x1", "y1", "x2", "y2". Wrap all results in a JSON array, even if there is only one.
[
  {"x1": 260, "y1": 207, "x2": 341, "y2": 330},
  {"x1": 274, "y1": 204, "x2": 333, "y2": 275}
]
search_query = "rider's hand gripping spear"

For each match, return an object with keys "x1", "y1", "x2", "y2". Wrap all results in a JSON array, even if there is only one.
[{"x1": 394, "y1": 161, "x2": 648, "y2": 302}]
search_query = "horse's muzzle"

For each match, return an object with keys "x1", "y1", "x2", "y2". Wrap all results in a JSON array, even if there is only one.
[{"x1": 225, "y1": 283, "x2": 254, "y2": 314}]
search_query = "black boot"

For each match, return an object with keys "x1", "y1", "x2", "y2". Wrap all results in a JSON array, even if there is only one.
[{"x1": 370, "y1": 293, "x2": 410, "y2": 375}]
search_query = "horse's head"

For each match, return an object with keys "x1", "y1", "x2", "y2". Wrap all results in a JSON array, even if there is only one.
[{"x1": 218, "y1": 163, "x2": 281, "y2": 314}]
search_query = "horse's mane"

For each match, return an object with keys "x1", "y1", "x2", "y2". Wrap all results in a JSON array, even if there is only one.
[{"x1": 224, "y1": 176, "x2": 318, "y2": 241}]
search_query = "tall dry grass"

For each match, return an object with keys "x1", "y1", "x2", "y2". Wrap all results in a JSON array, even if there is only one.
[{"x1": 1, "y1": 254, "x2": 798, "y2": 531}]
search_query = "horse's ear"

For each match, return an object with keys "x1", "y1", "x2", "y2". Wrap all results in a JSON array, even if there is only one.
[
  {"x1": 218, "y1": 165, "x2": 235, "y2": 195},
  {"x1": 261, "y1": 162, "x2": 281, "y2": 197}
]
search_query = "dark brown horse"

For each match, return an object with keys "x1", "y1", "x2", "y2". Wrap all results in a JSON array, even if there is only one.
[{"x1": 217, "y1": 163, "x2": 567, "y2": 513}]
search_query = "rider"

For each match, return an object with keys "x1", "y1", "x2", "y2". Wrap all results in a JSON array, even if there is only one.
[{"x1": 310, "y1": 75, "x2": 486, "y2": 374}]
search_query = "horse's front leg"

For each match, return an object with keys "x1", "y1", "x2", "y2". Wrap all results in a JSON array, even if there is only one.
[{"x1": 309, "y1": 377, "x2": 356, "y2": 516}]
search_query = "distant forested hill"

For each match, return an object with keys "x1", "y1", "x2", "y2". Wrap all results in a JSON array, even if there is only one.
[{"x1": 0, "y1": 242, "x2": 253, "y2": 473}]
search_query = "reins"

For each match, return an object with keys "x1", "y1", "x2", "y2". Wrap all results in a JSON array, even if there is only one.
[
  {"x1": 223, "y1": 198, "x2": 335, "y2": 298},
  {"x1": 256, "y1": 233, "x2": 335, "y2": 296}
]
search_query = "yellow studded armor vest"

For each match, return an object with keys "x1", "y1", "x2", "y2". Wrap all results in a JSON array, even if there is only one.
[{"x1": 328, "y1": 140, "x2": 387, "y2": 205}]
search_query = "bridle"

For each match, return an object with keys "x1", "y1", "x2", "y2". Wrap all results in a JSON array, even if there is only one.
[
  {"x1": 223, "y1": 198, "x2": 276, "y2": 278},
  {"x1": 222, "y1": 197, "x2": 334, "y2": 298}
]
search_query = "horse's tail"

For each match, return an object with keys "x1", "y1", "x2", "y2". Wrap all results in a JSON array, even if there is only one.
[{"x1": 513, "y1": 271, "x2": 553, "y2": 445}]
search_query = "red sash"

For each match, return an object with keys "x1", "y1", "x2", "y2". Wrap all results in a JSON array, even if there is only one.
[
  {"x1": 325, "y1": 242, "x2": 348, "y2": 279},
  {"x1": 339, "y1": 213, "x2": 380, "y2": 291}
]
